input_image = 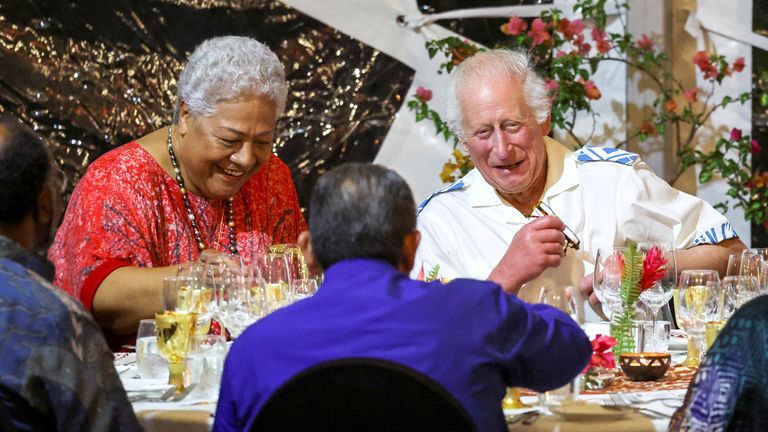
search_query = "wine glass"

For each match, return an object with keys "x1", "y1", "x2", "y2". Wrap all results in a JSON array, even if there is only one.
[
  {"x1": 677, "y1": 270, "x2": 720, "y2": 364},
  {"x1": 291, "y1": 278, "x2": 318, "y2": 301},
  {"x1": 637, "y1": 242, "x2": 676, "y2": 352},
  {"x1": 593, "y1": 247, "x2": 626, "y2": 320},
  {"x1": 270, "y1": 243, "x2": 308, "y2": 281},
  {"x1": 155, "y1": 310, "x2": 198, "y2": 392},
  {"x1": 723, "y1": 275, "x2": 760, "y2": 309},
  {"x1": 217, "y1": 262, "x2": 266, "y2": 338},
  {"x1": 262, "y1": 252, "x2": 292, "y2": 311}
]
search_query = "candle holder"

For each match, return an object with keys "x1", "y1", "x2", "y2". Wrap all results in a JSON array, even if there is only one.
[{"x1": 619, "y1": 353, "x2": 671, "y2": 381}]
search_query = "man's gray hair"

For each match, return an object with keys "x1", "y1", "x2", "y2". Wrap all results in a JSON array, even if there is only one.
[
  {"x1": 445, "y1": 49, "x2": 550, "y2": 139},
  {"x1": 173, "y1": 36, "x2": 288, "y2": 122}
]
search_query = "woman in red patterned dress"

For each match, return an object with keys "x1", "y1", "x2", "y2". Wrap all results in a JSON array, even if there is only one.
[{"x1": 49, "y1": 36, "x2": 306, "y2": 350}]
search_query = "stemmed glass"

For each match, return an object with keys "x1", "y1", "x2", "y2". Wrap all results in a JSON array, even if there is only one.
[
  {"x1": 155, "y1": 310, "x2": 197, "y2": 392},
  {"x1": 217, "y1": 259, "x2": 266, "y2": 338},
  {"x1": 593, "y1": 247, "x2": 626, "y2": 320},
  {"x1": 637, "y1": 242, "x2": 676, "y2": 352},
  {"x1": 676, "y1": 270, "x2": 720, "y2": 364},
  {"x1": 262, "y1": 252, "x2": 292, "y2": 312}
]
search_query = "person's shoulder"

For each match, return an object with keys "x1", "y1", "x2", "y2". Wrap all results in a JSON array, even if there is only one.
[
  {"x1": 417, "y1": 171, "x2": 475, "y2": 214},
  {"x1": 0, "y1": 258, "x2": 89, "y2": 328},
  {"x1": 574, "y1": 146, "x2": 641, "y2": 169}
]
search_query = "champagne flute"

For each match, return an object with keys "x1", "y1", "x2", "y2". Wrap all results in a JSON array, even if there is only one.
[
  {"x1": 155, "y1": 310, "x2": 198, "y2": 392},
  {"x1": 164, "y1": 272, "x2": 212, "y2": 336},
  {"x1": 637, "y1": 242, "x2": 676, "y2": 352},
  {"x1": 677, "y1": 270, "x2": 719, "y2": 365},
  {"x1": 703, "y1": 280, "x2": 726, "y2": 350},
  {"x1": 262, "y1": 252, "x2": 291, "y2": 311}
]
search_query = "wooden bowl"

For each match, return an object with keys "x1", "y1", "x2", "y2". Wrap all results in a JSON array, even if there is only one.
[{"x1": 619, "y1": 353, "x2": 671, "y2": 381}]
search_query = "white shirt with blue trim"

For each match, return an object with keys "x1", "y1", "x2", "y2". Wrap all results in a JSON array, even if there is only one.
[{"x1": 412, "y1": 137, "x2": 737, "y2": 304}]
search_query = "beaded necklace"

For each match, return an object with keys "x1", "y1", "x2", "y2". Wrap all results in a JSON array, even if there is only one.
[{"x1": 167, "y1": 127, "x2": 238, "y2": 255}]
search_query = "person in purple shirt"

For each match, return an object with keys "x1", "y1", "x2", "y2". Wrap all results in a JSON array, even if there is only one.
[{"x1": 214, "y1": 163, "x2": 591, "y2": 432}]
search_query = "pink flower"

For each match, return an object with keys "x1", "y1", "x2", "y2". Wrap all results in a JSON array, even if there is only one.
[
  {"x1": 415, "y1": 86, "x2": 432, "y2": 102},
  {"x1": 733, "y1": 56, "x2": 745, "y2": 73},
  {"x1": 559, "y1": 18, "x2": 584, "y2": 40},
  {"x1": 640, "y1": 246, "x2": 667, "y2": 291},
  {"x1": 555, "y1": 50, "x2": 567, "y2": 59},
  {"x1": 528, "y1": 18, "x2": 551, "y2": 46},
  {"x1": 752, "y1": 139, "x2": 761, "y2": 154},
  {"x1": 591, "y1": 27, "x2": 610, "y2": 53},
  {"x1": 637, "y1": 34, "x2": 654, "y2": 51},
  {"x1": 545, "y1": 78, "x2": 559, "y2": 93},
  {"x1": 730, "y1": 128, "x2": 742, "y2": 141},
  {"x1": 502, "y1": 16, "x2": 528, "y2": 36},
  {"x1": 581, "y1": 79, "x2": 602, "y2": 100},
  {"x1": 683, "y1": 88, "x2": 698, "y2": 103},
  {"x1": 692, "y1": 50, "x2": 718, "y2": 80},
  {"x1": 569, "y1": 19, "x2": 585, "y2": 36}
]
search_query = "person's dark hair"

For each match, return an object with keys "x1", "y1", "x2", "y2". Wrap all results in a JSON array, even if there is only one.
[
  {"x1": 309, "y1": 163, "x2": 416, "y2": 269},
  {"x1": 0, "y1": 115, "x2": 51, "y2": 225}
]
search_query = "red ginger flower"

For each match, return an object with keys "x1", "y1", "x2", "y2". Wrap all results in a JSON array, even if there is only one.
[
  {"x1": 640, "y1": 246, "x2": 667, "y2": 290},
  {"x1": 583, "y1": 334, "x2": 617, "y2": 372}
]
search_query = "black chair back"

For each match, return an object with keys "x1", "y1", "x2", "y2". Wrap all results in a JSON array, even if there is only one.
[{"x1": 251, "y1": 357, "x2": 477, "y2": 432}]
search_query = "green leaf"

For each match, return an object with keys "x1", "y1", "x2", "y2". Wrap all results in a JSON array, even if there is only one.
[{"x1": 699, "y1": 170, "x2": 713, "y2": 183}]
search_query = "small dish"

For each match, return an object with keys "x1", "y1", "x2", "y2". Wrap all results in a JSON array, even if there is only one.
[
  {"x1": 550, "y1": 401, "x2": 632, "y2": 421},
  {"x1": 619, "y1": 352, "x2": 672, "y2": 381}
]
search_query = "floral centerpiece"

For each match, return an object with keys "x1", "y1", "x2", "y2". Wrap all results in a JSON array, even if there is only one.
[
  {"x1": 610, "y1": 240, "x2": 668, "y2": 355},
  {"x1": 583, "y1": 334, "x2": 617, "y2": 390}
]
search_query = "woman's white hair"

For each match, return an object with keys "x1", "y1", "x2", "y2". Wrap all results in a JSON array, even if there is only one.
[
  {"x1": 173, "y1": 36, "x2": 288, "y2": 122},
  {"x1": 445, "y1": 49, "x2": 550, "y2": 139}
]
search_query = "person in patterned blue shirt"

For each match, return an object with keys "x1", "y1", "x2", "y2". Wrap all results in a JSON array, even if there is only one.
[
  {"x1": 669, "y1": 295, "x2": 768, "y2": 431},
  {"x1": 0, "y1": 115, "x2": 141, "y2": 431}
]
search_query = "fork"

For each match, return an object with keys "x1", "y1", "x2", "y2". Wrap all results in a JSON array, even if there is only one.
[{"x1": 603, "y1": 393, "x2": 672, "y2": 419}]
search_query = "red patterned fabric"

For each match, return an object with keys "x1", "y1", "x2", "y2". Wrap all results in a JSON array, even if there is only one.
[{"x1": 49, "y1": 142, "x2": 306, "y2": 306}]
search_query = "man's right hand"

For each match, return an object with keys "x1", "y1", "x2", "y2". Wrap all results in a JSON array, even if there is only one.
[{"x1": 489, "y1": 215, "x2": 566, "y2": 294}]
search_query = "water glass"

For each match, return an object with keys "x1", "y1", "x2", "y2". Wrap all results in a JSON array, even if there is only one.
[
  {"x1": 291, "y1": 278, "x2": 318, "y2": 301},
  {"x1": 136, "y1": 319, "x2": 168, "y2": 379},
  {"x1": 187, "y1": 334, "x2": 228, "y2": 399},
  {"x1": 643, "y1": 320, "x2": 671, "y2": 353}
]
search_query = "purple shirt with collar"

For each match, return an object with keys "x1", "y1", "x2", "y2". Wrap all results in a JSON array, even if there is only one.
[{"x1": 214, "y1": 258, "x2": 591, "y2": 431}]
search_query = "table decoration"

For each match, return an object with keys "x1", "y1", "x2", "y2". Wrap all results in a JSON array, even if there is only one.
[
  {"x1": 619, "y1": 353, "x2": 672, "y2": 381},
  {"x1": 582, "y1": 334, "x2": 617, "y2": 390},
  {"x1": 610, "y1": 241, "x2": 668, "y2": 355}
]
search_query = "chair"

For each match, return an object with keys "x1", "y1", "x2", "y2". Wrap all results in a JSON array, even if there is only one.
[{"x1": 251, "y1": 357, "x2": 478, "y2": 432}]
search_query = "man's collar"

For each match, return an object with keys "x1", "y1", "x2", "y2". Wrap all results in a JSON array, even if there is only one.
[{"x1": 467, "y1": 136, "x2": 580, "y2": 208}]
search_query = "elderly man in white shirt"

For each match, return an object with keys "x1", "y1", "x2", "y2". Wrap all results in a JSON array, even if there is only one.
[{"x1": 412, "y1": 49, "x2": 745, "y2": 313}]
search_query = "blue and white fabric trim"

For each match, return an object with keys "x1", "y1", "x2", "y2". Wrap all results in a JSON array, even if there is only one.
[
  {"x1": 576, "y1": 146, "x2": 639, "y2": 166},
  {"x1": 693, "y1": 222, "x2": 739, "y2": 245},
  {"x1": 417, "y1": 179, "x2": 465, "y2": 214}
]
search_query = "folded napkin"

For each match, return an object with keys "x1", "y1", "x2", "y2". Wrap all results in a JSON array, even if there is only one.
[
  {"x1": 137, "y1": 409, "x2": 212, "y2": 432},
  {"x1": 508, "y1": 411, "x2": 655, "y2": 432}
]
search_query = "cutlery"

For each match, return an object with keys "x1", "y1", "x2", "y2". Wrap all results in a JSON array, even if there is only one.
[
  {"x1": 505, "y1": 410, "x2": 539, "y2": 425},
  {"x1": 128, "y1": 386, "x2": 177, "y2": 403},
  {"x1": 602, "y1": 393, "x2": 671, "y2": 419}
]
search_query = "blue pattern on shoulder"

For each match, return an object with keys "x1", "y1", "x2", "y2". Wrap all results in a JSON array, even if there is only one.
[
  {"x1": 693, "y1": 222, "x2": 738, "y2": 245},
  {"x1": 576, "y1": 146, "x2": 639, "y2": 166},
  {"x1": 417, "y1": 179, "x2": 465, "y2": 214}
]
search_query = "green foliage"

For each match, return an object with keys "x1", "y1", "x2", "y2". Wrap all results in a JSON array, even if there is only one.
[
  {"x1": 425, "y1": 264, "x2": 441, "y2": 282},
  {"x1": 613, "y1": 240, "x2": 643, "y2": 355}
]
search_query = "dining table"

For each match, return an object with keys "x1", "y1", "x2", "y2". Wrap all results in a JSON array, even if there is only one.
[{"x1": 117, "y1": 340, "x2": 694, "y2": 432}]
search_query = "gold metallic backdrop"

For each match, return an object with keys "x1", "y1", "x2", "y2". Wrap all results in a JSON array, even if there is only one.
[{"x1": 0, "y1": 0, "x2": 414, "y2": 210}]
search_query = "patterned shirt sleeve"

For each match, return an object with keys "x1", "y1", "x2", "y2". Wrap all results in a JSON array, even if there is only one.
[{"x1": 669, "y1": 296, "x2": 768, "y2": 431}]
